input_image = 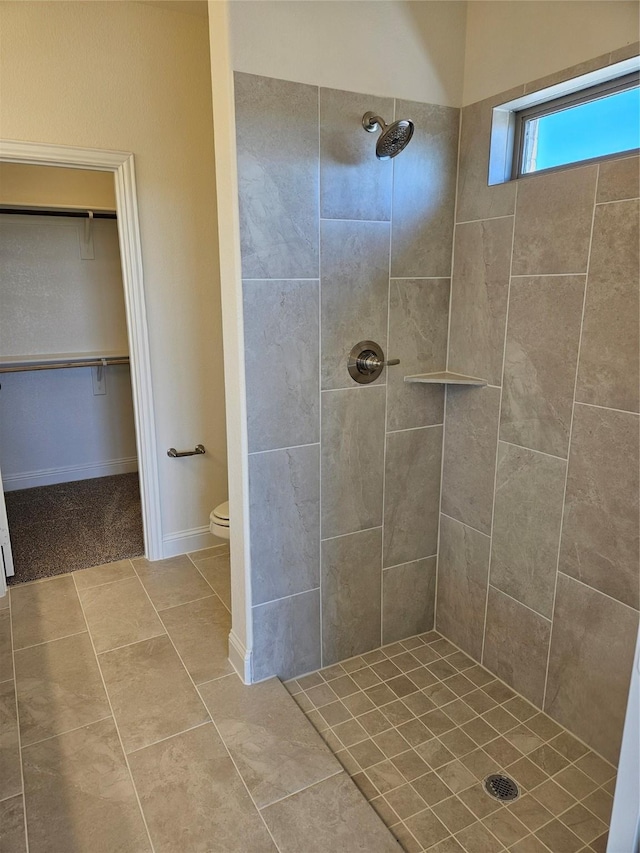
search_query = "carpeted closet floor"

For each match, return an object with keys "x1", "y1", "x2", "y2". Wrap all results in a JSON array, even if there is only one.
[{"x1": 5, "y1": 472, "x2": 144, "y2": 584}]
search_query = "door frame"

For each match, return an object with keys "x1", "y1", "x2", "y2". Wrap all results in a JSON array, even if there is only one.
[{"x1": 0, "y1": 139, "x2": 163, "y2": 562}]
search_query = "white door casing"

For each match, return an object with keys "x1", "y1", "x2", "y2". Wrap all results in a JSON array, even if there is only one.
[{"x1": 0, "y1": 140, "x2": 163, "y2": 571}]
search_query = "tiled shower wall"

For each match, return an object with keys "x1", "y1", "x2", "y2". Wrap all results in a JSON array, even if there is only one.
[
  {"x1": 437, "y1": 49, "x2": 640, "y2": 765},
  {"x1": 235, "y1": 72, "x2": 459, "y2": 682}
]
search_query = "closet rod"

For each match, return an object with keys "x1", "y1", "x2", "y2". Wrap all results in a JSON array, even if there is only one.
[
  {"x1": 0, "y1": 357, "x2": 129, "y2": 374},
  {"x1": 0, "y1": 208, "x2": 117, "y2": 219}
]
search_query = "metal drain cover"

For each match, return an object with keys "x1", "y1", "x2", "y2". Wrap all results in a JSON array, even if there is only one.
[{"x1": 484, "y1": 774, "x2": 519, "y2": 802}]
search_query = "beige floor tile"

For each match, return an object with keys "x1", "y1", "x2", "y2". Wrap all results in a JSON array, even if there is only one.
[
  {"x1": 15, "y1": 633, "x2": 110, "y2": 746},
  {"x1": 0, "y1": 795, "x2": 26, "y2": 853},
  {"x1": 22, "y1": 718, "x2": 150, "y2": 853},
  {"x1": 0, "y1": 610, "x2": 12, "y2": 681},
  {"x1": 535, "y1": 818, "x2": 583, "y2": 853},
  {"x1": 10, "y1": 576, "x2": 85, "y2": 649},
  {"x1": 128, "y1": 722, "x2": 276, "y2": 852},
  {"x1": 0, "y1": 593, "x2": 8, "y2": 611},
  {"x1": 199, "y1": 675, "x2": 340, "y2": 808},
  {"x1": 455, "y1": 821, "x2": 506, "y2": 852},
  {"x1": 261, "y1": 772, "x2": 402, "y2": 852},
  {"x1": 133, "y1": 555, "x2": 212, "y2": 611},
  {"x1": 159, "y1": 595, "x2": 234, "y2": 684},
  {"x1": 99, "y1": 635, "x2": 209, "y2": 753},
  {"x1": 79, "y1": 577, "x2": 165, "y2": 653},
  {"x1": 0, "y1": 680, "x2": 21, "y2": 801},
  {"x1": 405, "y1": 807, "x2": 450, "y2": 848},
  {"x1": 188, "y1": 544, "x2": 230, "y2": 561},
  {"x1": 73, "y1": 559, "x2": 136, "y2": 590},
  {"x1": 191, "y1": 552, "x2": 231, "y2": 609}
]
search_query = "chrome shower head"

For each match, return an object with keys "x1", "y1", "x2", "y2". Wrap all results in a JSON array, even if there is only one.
[{"x1": 362, "y1": 111, "x2": 414, "y2": 160}]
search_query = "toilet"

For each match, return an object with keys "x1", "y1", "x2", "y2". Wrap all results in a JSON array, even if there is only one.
[{"x1": 209, "y1": 501, "x2": 230, "y2": 540}]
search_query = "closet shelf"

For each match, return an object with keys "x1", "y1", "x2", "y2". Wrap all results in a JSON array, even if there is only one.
[
  {"x1": 0, "y1": 351, "x2": 129, "y2": 373},
  {"x1": 404, "y1": 371, "x2": 487, "y2": 386}
]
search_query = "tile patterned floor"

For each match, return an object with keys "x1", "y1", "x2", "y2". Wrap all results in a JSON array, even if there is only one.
[
  {"x1": 0, "y1": 546, "x2": 400, "y2": 853},
  {"x1": 285, "y1": 633, "x2": 617, "y2": 853}
]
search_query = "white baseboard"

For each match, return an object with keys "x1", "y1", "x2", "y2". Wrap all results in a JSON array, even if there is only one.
[
  {"x1": 162, "y1": 525, "x2": 219, "y2": 559},
  {"x1": 2, "y1": 457, "x2": 138, "y2": 492},
  {"x1": 228, "y1": 630, "x2": 252, "y2": 684}
]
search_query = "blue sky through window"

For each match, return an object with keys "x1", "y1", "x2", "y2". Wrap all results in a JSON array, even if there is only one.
[{"x1": 523, "y1": 86, "x2": 640, "y2": 173}]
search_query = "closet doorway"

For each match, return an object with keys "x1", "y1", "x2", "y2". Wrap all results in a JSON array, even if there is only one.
[{"x1": 0, "y1": 142, "x2": 162, "y2": 593}]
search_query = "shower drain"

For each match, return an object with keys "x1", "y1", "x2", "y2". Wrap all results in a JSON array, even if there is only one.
[{"x1": 484, "y1": 774, "x2": 520, "y2": 802}]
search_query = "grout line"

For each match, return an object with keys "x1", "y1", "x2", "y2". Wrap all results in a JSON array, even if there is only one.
[
  {"x1": 242, "y1": 278, "x2": 319, "y2": 282},
  {"x1": 12, "y1": 629, "x2": 88, "y2": 653},
  {"x1": 480, "y1": 192, "x2": 517, "y2": 667},
  {"x1": 185, "y1": 553, "x2": 232, "y2": 615},
  {"x1": 509, "y1": 272, "x2": 587, "y2": 278},
  {"x1": 124, "y1": 720, "x2": 212, "y2": 755},
  {"x1": 256, "y1": 768, "x2": 345, "y2": 812},
  {"x1": 19, "y1": 716, "x2": 114, "y2": 750},
  {"x1": 320, "y1": 526, "x2": 383, "y2": 544},
  {"x1": 487, "y1": 584, "x2": 553, "y2": 623},
  {"x1": 556, "y1": 570, "x2": 640, "y2": 613},
  {"x1": 72, "y1": 573, "x2": 157, "y2": 853},
  {"x1": 390, "y1": 276, "x2": 452, "y2": 281},
  {"x1": 320, "y1": 217, "x2": 390, "y2": 224},
  {"x1": 435, "y1": 106, "x2": 465, "y2": 636},
  {"x1": 439, "y1": 512, "x2": 491, "y2": 539},
  {"x1": 382, "y1": 554, "x2": 438, "y2": 572},
  {"x1": 7, "y1": 592, "x2": 29, "y2": 853},
  {"x1": 573, "y1": 399, "x2": 640, "y2": 417},
  {"x1": 542, "y1": 167, "x2": 599, "y2": 712},
  {"x1": 385, "y1": 423, "x2": 443, "y2": 435},
  {"x1": 155, "y1": 592, "x2": 221, "y2": 613},
  {"x1": 94, "y1": 632, "x2": 167, "y2": 656},
  {"x1": 595, "y1": 196, "x2": 640, "y2": 206},
  {"x1": 497, "y1": 438, "x2": 568, "y2": 463},
  {"x1": 455, "y1": 214, "x2": 514, "y2": 225},
  {"x1": 320, "y1": 383, "x2": 386, "y2": 393},
  {"x1": 380, "y1": 124, "x2": 394, "y2": 648},
  {"x1": 247, "y1": 440, "x2": 320, "y2": 456},
  {"x1": 252, "y1": 587, "x2": 321, "y2": 609}
]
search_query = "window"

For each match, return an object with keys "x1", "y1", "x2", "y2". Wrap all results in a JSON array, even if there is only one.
[
  {"x1": 489, "y1": 56, "x2": 640, "y2": 185},
  {"x1": 514, "y1": 74, "x2": 640, "y2": 177}
]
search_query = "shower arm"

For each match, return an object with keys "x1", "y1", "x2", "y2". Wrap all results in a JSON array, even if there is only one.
[{"x1": 362, "y1": 112, "x2": 387, "y2": 133}]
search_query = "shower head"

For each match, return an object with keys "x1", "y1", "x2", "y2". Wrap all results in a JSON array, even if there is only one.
[{"x1": 362, "y1": 111, "x2": 414, "y2": 160}]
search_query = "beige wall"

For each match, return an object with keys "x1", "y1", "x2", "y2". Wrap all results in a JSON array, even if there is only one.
[
  {"x1": 229, "y1": 0, "x2": 468, "y2": 106},
  {"x1": 0, "y1": 163, "x2": 116, "y2": 210},
  {"x1": 463, "y1": 0, "x2": 639, "y2": 104},
  {"x1": 0, "y1": 1, "x2": 227, "y2": 551}
]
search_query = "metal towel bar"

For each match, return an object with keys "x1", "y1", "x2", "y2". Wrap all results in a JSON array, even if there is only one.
[{"x1": 167, "y1": 444, "x2": 206, "y2": 458}]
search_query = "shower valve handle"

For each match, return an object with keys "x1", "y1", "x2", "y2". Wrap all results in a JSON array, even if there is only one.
[{"x1": 348, "y1": 340, "x2": 400, "y2": 385}]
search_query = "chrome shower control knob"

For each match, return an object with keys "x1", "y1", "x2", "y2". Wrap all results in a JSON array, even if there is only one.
[{"x1": 348, "y1": 340, "x2": 400, "y2": 384}]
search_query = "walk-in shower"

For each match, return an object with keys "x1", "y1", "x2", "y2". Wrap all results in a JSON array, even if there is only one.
[{"x1": 362, "y1": 111, "x2": 414, "y2": 159}]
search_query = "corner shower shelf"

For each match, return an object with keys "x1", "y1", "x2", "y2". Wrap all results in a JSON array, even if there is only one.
[{"x1": 404, "y1": 371, "x2": 487, "y2": 386}]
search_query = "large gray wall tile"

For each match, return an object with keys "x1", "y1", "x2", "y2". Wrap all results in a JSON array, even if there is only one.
[
  {"x1": 456, "y1": 88, "x2": 523, "y2": 223},
  {"x1": 512, "y1": 166, "x2": 598, "y2": 275},
  {"x1": 383, "y1": 557, "x2": 436, "y2": 644},
  {"x1": 436, "y1": 514, "x2": 490, "y2": 661},
  {"x1": 500, "y1": 276, "x2": 585, "y2": 458},
  {"x1": 483, "y1": 587, "x2": 552, "y2": 707},
  {"x1": 383, "y1": 426, "x2": 442, "y2": 567},
  {"x1": 441, "y1": 386, "x2": 500, "y2": 535},
  {"x1": 490, "y1": 442, "x2": 566, "y2": 618},
  {"x1": 321, "y1": 388, "x2": 385, "y2": 539},
  {"x1": 448, "y1": 217, "x2": 513, "y2": 386},
  {"x1": 252, "y1": 589, "x2": 321, "y2": 681},
  {"x1": 559, "y1": 404, "x2": 639, "y2": 609},
  {"x1": 387, "y1": 278, "x2": 448, "y2": 431},
  {"x1": 249, "y1": 445, "x2": 320, "y2": 605},
  {"x1": 320, "y1": 88, "x2": 393, "y2": 221},
  {"x1": 321, "y1": 528, "x2": 382, "y2": 664},
  {"x1": 575, "y1": 200, "x2": 640, "y2": 413},
  {"x1": 234, "y1": 72, "x2": 318, "y2": 278},
  {"x1": 392, "y1": 100, "x2": 459, "y2": 277},
  {"x1": 244, "y1": 280, "x2": 319, "y2": 452},
  {"x1": 321, "y1": 219, "x2": 390, "y2": 390},
  {"x1": 545, "y1": 574, "x2": 639, "y2": 764}
]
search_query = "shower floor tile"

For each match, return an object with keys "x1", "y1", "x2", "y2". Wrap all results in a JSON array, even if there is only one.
[{"x1": 285, "y1": 632, "x2": 615, "y2": 853}]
